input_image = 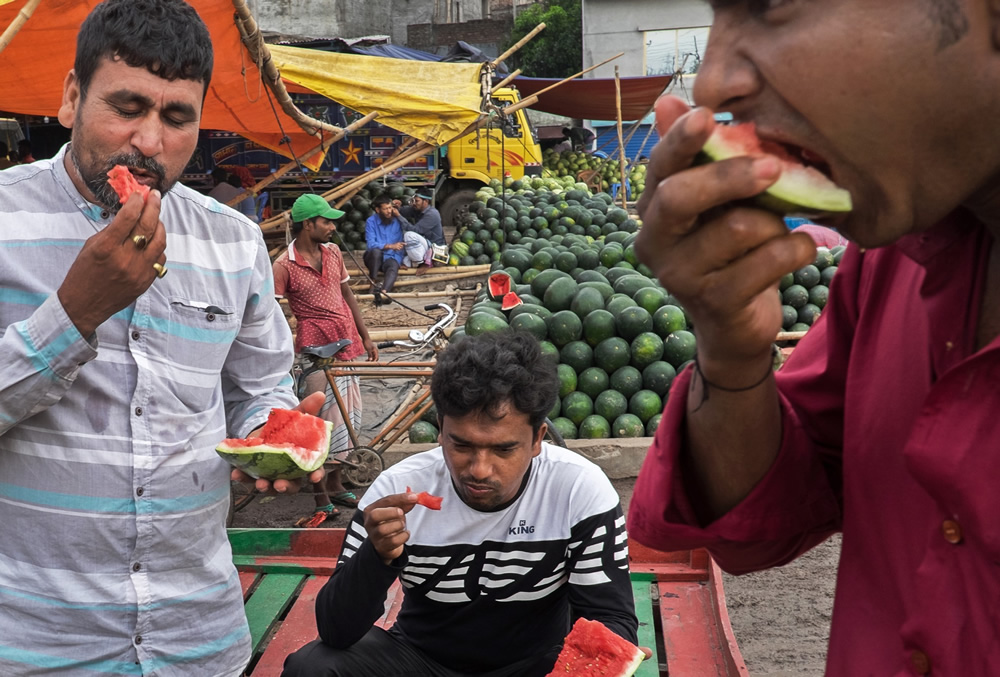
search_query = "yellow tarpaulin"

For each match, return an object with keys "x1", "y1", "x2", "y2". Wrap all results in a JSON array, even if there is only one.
[{"x1": 270, "y1": 45, "x2": 485, "y2": 147}]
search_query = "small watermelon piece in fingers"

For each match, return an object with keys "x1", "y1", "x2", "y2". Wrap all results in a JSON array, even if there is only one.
[
  {"x1": 107, "y1": 165, "x2": 151, "y2": 204},
  {"x1": 406, "y1": 486, "x2": 443, "y2": 510}
]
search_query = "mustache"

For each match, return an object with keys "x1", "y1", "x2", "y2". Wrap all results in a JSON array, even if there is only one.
[{"x1": 84, "y1": 152, "x2": 167, "y2": 211}]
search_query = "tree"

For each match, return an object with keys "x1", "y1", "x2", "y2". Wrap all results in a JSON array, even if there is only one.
[{"x1": 504, "y1": 0, "x2": 581, "y2": 79}]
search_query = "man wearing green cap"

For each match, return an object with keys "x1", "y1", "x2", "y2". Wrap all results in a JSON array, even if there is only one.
[
  {"x1": 274, "y1": 193, "x2": 379, "y2": 524},
  {"x1": 401, "y1": 191, "x2": 445, "y2": 274}
]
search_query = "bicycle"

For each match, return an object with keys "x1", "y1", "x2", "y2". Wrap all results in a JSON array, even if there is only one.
[{"x1": 228, "y1": 304, "x2": 457, "y2": 525}]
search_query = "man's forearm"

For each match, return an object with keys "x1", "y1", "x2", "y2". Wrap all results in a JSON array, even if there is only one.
[{"x1": 684, "y1": 351, "x2": 783, "y2": 524}]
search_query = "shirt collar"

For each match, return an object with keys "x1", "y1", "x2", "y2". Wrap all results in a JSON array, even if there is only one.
[{"x1": 891, "y1": 210, "x2": 979, "y2": 267}]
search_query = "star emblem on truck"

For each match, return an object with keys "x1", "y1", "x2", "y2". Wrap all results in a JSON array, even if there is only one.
[{"x1": 341, "y1": 140, "x2": 362, "y2": 166}]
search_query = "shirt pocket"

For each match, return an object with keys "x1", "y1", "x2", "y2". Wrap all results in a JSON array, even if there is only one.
[{"x1": 157, "y1": 297, "x2": 240, "y2": 410}]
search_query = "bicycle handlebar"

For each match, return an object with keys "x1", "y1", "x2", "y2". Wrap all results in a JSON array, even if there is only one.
[{"x1": 376, "y1": 342, "x2": 396, "y2": 350}]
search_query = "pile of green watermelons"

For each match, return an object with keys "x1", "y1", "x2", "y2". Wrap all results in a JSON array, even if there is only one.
[
  {"x1": 542, "y1": 149, "x2": 647, "y2": 199},
  {"x1": 407, "y1": 403, "x2": 440, "y2": 444},
  {"x1": 331, "y1": 181, "x2": 416, "y2": 253},
  {"x1": 450, "y1": 234, "x2": 840, "y2": 439},
  {"x1": 449, "y1": 178, "x2": 639, "y2": 267},
  {"x1": 779, "y1": 245, "x2": 844, "y2": 331}
]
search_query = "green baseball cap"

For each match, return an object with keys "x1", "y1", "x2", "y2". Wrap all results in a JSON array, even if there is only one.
[{"x1": 291, "y1": 193, "x2": 345, "y2": 222}]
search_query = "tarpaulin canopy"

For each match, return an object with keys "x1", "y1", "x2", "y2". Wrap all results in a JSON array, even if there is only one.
[
  {"x1": 0, "y1": 0, "x2": 330, "y2": 168},
  {"x1": 269, "y1": 45, "x2": 484, "y2": 147},
  {"x1": 513, "y1": 75, "x2": 673, "y2": 122}
]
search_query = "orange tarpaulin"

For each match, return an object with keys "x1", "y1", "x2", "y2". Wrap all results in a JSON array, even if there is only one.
[{"x1": 0, "y1": 0, "x2": 329, "y2": 169}]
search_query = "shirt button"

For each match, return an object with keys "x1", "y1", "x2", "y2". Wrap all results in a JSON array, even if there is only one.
[
  {"x1": 135, "y1": 407, "x2": 143, "y2": 416},
  {"x1": 132, "y1": 562, "x2": 141, "y2": 572},
  {"x1": 910, "y1": 649, "x2": 931, "y2": 674},
  {"x1": 206, "y1": 313, "x2": 216, "y2": 322},
  {"x1": 945, "y1": 341, "x2": 954, "y2": 351},
  {"x1": 131, "y1": 331, "x2": 141, "y2": 341},
  {"x1": 134, "y1": 635, "x2": 143, "y2": 645},
  {"x1": 136, "y1": 487, "x2": 144, "y2": 497},
  {"x1": 942, "y1": 520, "x2": 963, "y2": 545},
  {"x1": 100, "y1": 210, "x2": 110, "y2": 219}
]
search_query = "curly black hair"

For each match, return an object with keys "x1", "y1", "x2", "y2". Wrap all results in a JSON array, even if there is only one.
[
  {"x1": 75, "y1": 0, "x2": 214, "y2": 98},
  {"x1": 431, "y1": 331, "x2": 559, "y2": 434}
]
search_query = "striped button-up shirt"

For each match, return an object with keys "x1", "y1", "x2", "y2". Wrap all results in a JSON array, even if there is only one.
[{"x1": 0, "y1": 145, "x2": 298, "y2": 676}]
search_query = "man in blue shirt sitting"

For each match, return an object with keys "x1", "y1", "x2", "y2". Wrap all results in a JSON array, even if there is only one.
[{"x1": 364, "y1": 194, "x2": 406, "y2": 294}]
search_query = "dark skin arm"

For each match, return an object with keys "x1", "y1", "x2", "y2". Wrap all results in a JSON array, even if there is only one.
[
  {"x1": 341, "y1": 281, "x2": 378, "y2": 361},
  {"x1": 57, "y1": 190, "x2": 168, "y2": 337},
  {"x1": 635, "y1": 98, "x2": 816, "y2": 523}
]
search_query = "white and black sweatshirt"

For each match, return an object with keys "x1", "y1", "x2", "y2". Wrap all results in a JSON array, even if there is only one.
[{"x1": 315, "y1": 443, "x2": 638, "y2": 673}]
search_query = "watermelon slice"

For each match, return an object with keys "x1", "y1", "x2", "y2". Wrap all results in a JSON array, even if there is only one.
[
  {"x1": 546, "y1": 618, "x2": 645, "y2": 677},
  {"x1": 216, "y1": 408, "x2": 332, "y2": 480},
  {"x1": 487, "y1": 271, "x2": 514, "y2": 302},
  {"x1": 699, "y1": 122, "x2": 852, "y2": 217},
  {"x1": 106, "y1": 165, "x2": 151, "y2": 204},
  {"x1": 406, "y1": 486, "x2": 443, "y2": 510},
  {"x1": 500, "y1": 292, "x2": 523, "y2": 312}
]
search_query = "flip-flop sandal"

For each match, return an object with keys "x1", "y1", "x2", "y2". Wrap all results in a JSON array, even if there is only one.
[
  {"x1": 294, "y1": 504, "x2": 339, "y2": 528},
  {"x1": 329, "y1": 491, "x2": 359, "y2": 508}
]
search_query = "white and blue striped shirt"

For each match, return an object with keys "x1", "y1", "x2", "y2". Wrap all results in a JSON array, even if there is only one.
[{"x1": 0, "y1": 145, "x2": 298, "y2": 676}]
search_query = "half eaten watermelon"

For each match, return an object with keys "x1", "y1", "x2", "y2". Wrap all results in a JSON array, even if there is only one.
[
  {"x1": 487, "y1": 271, "x2": 514, "y2": 302},
  {"x1": 501, "y1": 292, "x2": 523, "y2": 312},
  {"x1": 700, "y1": 122, "x2": 852, "y2": 218},
  {"x1": 107, "y1": 165, "x2": 151, "y2": 204},
  {"x1": 216, "y1": 408, "x2": 332, "y2": 480},
  {"x1": 546, "y1": 618, "x2": 645, "y2": 677}
]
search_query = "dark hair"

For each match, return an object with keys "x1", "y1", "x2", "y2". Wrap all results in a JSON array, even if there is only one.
[
  {"x1": 291, "y1": 219, "x2": 305, "y2": 236},
  {"x1": 431, "y1": 331, "x2": 559, "y2": 434},
  {"x1": 74, "y1": 0, "x2": 214, "y2": 99},
  {"x1": 211, "y1": 167, "x2": 228, "y2": 184},
  {"x1": 372, "y1": 194, "x2": 393, "y2": 208},
  {"x1": 226, "y1": 172, "x2": 242, "y2": 188}
]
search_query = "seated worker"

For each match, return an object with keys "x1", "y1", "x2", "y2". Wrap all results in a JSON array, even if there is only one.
[
  {"x1": 273, "y1": 194, "x2": 379, "y2": 524},
  {"x1": 401, "y1": 190, "x2": 445, "y2": 274},
  {"x1": 225, "y1": 171, "x2": 259, "y2": 223},
  {"x1": 282, "y1": 331, "x2": 639, "y2": 677},
  {"x1": 363, "y1": 194, "x2": 406, "y2": 294}
]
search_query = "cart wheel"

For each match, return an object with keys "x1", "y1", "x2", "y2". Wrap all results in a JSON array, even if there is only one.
[{"x1": 341, "y1": 447, "x2": 383, "y2": 488}]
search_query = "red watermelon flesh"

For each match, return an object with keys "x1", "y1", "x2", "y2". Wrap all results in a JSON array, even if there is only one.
[
  {"x1": 216, "y1": 408, "x2": 332, "y2": 480},
  {"x1": 106, "y1": 165, "x2": 151, "y2": 204},
  {"x1": 546, "y1": 618, "x2": 645, "y2": 677},
  {"x1": 501, "y1": 292, "x2": 523, "y2": 311},
  {"x1": 487, "y1": 271, "x2": 513, "y2": 301}
]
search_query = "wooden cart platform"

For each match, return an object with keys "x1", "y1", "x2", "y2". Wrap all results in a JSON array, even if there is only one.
[{"x1": 231, "y1": 528, "x2": 748, "y2": 676}]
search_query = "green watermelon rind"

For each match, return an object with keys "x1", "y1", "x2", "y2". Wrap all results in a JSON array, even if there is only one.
[{"x1": 216, "y1": 419, "x2": 332, "y2": 480}]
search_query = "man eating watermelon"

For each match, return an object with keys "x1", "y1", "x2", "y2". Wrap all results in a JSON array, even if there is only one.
[
  {"x1": 282, "y1": 332, "x2": 645, "y2": 676},
  {"x1": 628, "y1": 1, "x2": 1000, "y2": 675},
  {"x1": 0, "y1": 1, "x2": 316, "y2": 675}
]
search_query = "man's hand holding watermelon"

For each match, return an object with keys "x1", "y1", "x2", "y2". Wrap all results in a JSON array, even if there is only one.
[
  {"x1": 229, "y1": 391, "x2": 328, "y2": 494},
  {"x1": 56, "y1": 185, "x2": 168, "y2": 337}
]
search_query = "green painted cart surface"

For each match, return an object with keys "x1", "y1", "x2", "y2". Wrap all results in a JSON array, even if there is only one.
[{"x1": 230, "y1": 529, "x2": 748, "y2": 676}]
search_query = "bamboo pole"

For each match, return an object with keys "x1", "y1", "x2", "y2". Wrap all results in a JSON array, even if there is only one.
[
  {"x1": 492, "y1": 23, "x2": 546, "y2": 69},
  {"x1": 352, "y1": 289, "x2": 479, "y2": 302},
  {"x1": 614, "y1": 66, "x2": 628, "y2": 211},
  {"x1": 225, "y1": 112, "x2": 380, "y2": 209},
  {"x1": 231, "y1": 0, "x2": 342, "y2": 138},
  {"x1": 349, "y1": 269, "x2": 487, "y2": 290},
  {"x1": 0, "y1": 0, "x2": 42, "y2": 55},
  {"x1": 346, "y1": 263, "x2": 491, "y2": 277},
  {"x1": 490, "y1": 68, "x2": 523, "y2": 93}
]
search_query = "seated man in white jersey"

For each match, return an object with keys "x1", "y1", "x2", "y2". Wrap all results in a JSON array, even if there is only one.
[{"x1": 282, "y1": 331, "x2": 640, "y2": 676}]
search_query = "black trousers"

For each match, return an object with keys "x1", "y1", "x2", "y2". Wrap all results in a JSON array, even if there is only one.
[
  {"x1": 281, "y1": 627, "x2": 560, "y2": 677},
  {"x1": 363, "y1": 248, "x2": 401, "y2": 292}
]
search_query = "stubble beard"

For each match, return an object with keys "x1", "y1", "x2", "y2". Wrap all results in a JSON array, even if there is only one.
[{"x1": 69, "y1": 144, "x2": 172, "y2": 212}]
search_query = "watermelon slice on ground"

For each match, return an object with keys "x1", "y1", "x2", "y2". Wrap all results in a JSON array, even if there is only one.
[
  {"x1": 699, "y1": 122, "x2": 852, "y2": 218},
  {"x1": 546, "y1": 618, "x2": 645, "y2": 677},
  {"x1": 106, "y1": 165, "x2": 151, "y2": 204},
  {"x1": 216, "y1": 408, "x2": 332, "y2": 480},
  {"x1": 487, "y1": 271, "x2": 513, "y2": 301}
]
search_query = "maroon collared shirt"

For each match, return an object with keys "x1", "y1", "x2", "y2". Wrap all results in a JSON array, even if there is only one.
[
  {"x1": 273, "y1": 241, "x2": 364, "y2": 359},
  {"x1": 629, "y1": 212, "x2": 999, "y2": 675}
]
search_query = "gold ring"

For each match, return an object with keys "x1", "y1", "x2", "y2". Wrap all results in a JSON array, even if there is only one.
[
  {"x1": 132, "y1": 234, "x2": 148, "y2": 250},
  {"x1": 152, "y1": 262, "x2": 168, "y2": 279}
]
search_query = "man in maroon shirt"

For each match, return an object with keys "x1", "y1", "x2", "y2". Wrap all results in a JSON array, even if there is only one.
[
  {"x1": 274, "y1": 194, "x2": 379, "y2": 524},
  {"x1": 628, "y1": 2, "x2": 1000, "y2": 675}
]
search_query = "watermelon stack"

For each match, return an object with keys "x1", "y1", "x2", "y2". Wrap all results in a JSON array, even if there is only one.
[
  {"x1": 452, "y1": 231, "x2": 838, "y2": 439},
  {"x1": 542, "y1": 148, "x2": 648, "y2": 200},
  {"x1": 779, "y1": 245, "x2": 844, "y2": 332},
  {"x1": 449, "y1": 178, "x2": 638, "y2": 267}
]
